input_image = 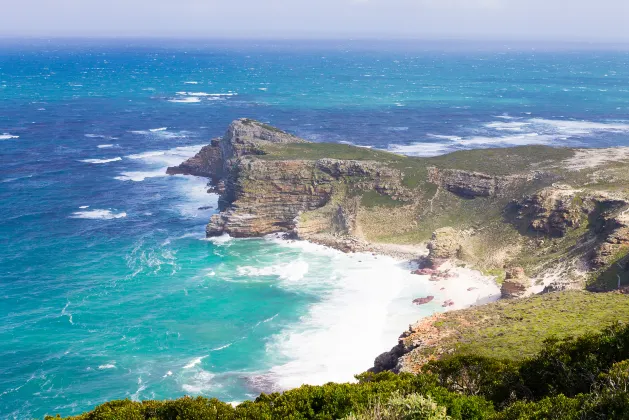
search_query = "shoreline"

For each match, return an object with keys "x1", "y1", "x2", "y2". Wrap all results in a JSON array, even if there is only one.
[{"x1": 257, "y1": 233, "x2": 501, "y2": 382}]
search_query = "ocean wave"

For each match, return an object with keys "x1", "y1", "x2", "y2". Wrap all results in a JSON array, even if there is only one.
[
  {"x1": 98, "y1": 364, "x2": 116, "y2": 370},
  {"x1": 181, "y1": 369, "x2": 215, "y2": 394},
  {"x1": 97, "y1": 144, "x2": 117, "y2": 149},
  {"x1": 388, "y1": 117, "x2": 629, "y2": 157},
  {"x1": 80, "y1": 157, "x2": 122, "y2": 164},
  {"x1": 388, "y1": 142, "x2": 455, "y2": 157},
  {"x1": 484, "y1": 121, "x2": 531, "y2": 131},
  {"x1": 184, "y1": 355, "x2": 208, "y2": 369},
  {"x1": 237, "y1": 260, "x2": 310, "y2": 283},
  {"x1": 204, "y1": 234, "x2": 233, "y2": 245},
  {"x1": 114, "y1": 170, "x2": 167, "y2": 182},
  {"x1": 0, "y1": 133, "x2": 19, "y2": 140},
  {"x1": 528, "y1": 118, "x2": 629, "y2": 135},
  {"x1": 85, "y1": 134, "x2": 117, "y2": 140},
  {"x1": 69, "y1": 209, "x2": 127, "y2": 220},
  {"x1": 168, "y1": 97, "x2": 201, "y2": 103},
  {"x1": 184, "y1": 81, "x2": 199, "y2": 84},
  {"x1": 129, "y1": 129, "x2": 188, "y2": 138},
  {"x1": 259, "y1": 246, "x2": 436, "y2": 391},
  {"x1": 149, "y1": 127, "x2": 168, "y2": 132},
  {"x1": 212, "y1": 343, "x2": 233, "y2": 351}
]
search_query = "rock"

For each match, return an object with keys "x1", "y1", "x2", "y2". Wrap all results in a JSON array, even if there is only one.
[
  {"x1": 441, "y1": 299, "x2": 454, "y2": 307},
  {"x1": 413, "y1": 296, "x2": 434, "y2": 305},
  {"x1": 427, "y1": 167, "x2": 540, "y2": 198},
  {"x1": 500, "y1": 267, "x2": 531, "y2": 299},
  {"x1": 427, "y1": 227, "x2": 461, "y2": 266},
  {"x1": 167, "y1": 141, "x2": 224, "y2": 181},
  {"x1": 514, "y1": 186, "x2": 585, "y2": 237},
  {"x1": 467, "y1": 287, "x2": 478, "y2": 291},
  {"x1": 412, "y1": 268, "x2": 437, "y2": 275},
  {"x1": 369, "y1": 330, "x2": 421, "y2": 374}
]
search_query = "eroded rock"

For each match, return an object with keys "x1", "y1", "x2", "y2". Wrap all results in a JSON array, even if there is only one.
[{"x1": 501, "y1": 267, "x2": 531, "y2": 299}]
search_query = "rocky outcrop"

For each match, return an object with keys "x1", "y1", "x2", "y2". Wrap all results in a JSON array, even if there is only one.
[
  {"x1": 427, "y1": 167, "x2": 539, "y2": 198},
  {"x1": 427, "y1": 227, "x2": 461, "y2": 267},
  {"x1": 501, "y1": 267, "x2": 531, "y2": 299},
  {"x1": 514, "y1": 185, "x2": 586, "y2": 237},
  {"x1": 167, "y1": 140, "x2": 223, "y2": 180}
]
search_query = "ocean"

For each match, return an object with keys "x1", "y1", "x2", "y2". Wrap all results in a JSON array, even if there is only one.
[{"x1": 2, "y1": 39, "x2": 629, "y2": 419}]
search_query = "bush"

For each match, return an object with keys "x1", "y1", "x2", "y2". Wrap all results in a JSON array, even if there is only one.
[{"x1": 344, "y1": 392, "x2": 450, "y2": 420}]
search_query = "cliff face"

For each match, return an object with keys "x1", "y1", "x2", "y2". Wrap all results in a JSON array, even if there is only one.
[{"x1": 169, "y1": 119, "x2": 629, "y2": 293}]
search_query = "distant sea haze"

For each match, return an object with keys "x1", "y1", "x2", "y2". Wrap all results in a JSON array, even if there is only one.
[{"x1": 2, "y1": 40, "x2": 629, "y2": 419}]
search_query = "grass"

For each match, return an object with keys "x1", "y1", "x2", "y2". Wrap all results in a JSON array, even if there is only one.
[
  {"x1": 360, "y1": 190, "x2": 407, "y2": 208},
  {"x1": 425, "y1": 145, "x2": 575, "y2": 176},
  {"x1": 258, "y1": 142, "x2": 408, "y2": 162},
  {"x1": 408, "y1": 291, "x2": 629, "y2": 366}
]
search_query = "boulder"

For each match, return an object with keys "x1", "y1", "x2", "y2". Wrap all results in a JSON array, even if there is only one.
[
  {"x1": 412, "y1": 296, "x2": 434, "y2": 305},
  {"x1": 501, "y1": 267, "x2": 531, "y2": 299},
  {"x1": 427, "y1": 227, "x2": 461, "y2": 267}
]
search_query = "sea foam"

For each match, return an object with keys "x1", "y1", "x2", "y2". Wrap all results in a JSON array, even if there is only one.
[
  {"x1": 70, "y1": 209, "x2": 127, "y2": 220},
  {"x1": 0, "y1": 133, "x2": 19, "y2": 140},
  {"x1": 80, "y1": 157, "x2": 122, "y2": 164}
]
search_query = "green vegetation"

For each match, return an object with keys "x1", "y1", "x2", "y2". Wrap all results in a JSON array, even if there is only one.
[
  {"x1": 413, "y1": 291, "x2": 629, "y2": 362},
  {"x1": 259, "y1": 142, "x2": 407, "y2": 162},
  {"x1": 425, "y1": 146, "x2": 574, "y2": 176},
  {"x1": 360, "y1": 190, "x2": 407, "y2": 209},
  {"x1": 49, "y1": 320, "x2": 629, "y2": 420}
]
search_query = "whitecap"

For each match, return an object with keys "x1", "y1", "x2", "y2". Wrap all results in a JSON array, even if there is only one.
[
  {"x1": 0, "y1": 133, "x2": 19, "y2": 140},
  {"x1": 426, "y1": 134, "x2": 463, "y2": 141},
  {"x1": 212, "y1": 343, "x2": 232, "y2": 351},
  {"x1": 386, "y1": 126, "x2": 409, "y2": 131},
  {"x1": 98, "y1": 364, "x2": 116, "y2": 370},
  {"x1": 184, "y1": 81, "x2": 199, "y2": 84},
  {"x1": 205, "y1": 234, "x2": 233, "y2": 245},
  {"x1": 149, "y1": 127, "x2": 168, "y2": 132},
  {"x1": 237, "y1": 260, "x2": 310, "y2": 283},
  {"x1": 79, "y1": 205, "x2": 89, "y2": 209},
  {"x1": 85, "y1": 134, "x2": 117, "y2": 140},
  {"x1": 168, "y1": 97, "x2": 201, "y2": 103},
  {"x1": 61, "y1": 302, "x2": 74, "y2": 325},
  {"x1": 97, "y1": 144, "x2": 116, "y2": 149},
  {"x1": 484, "y1": 121, "x2": 531, "y2": 131},
  {"x1": 184, "y1": 355, "x2": 208, "y2": 369},
  {"x1": 80, "y1": 157, "x2": 122, "y2": 164},
  {"x1": 182, "y1": 370, "x2": 215, "y2": 394},
  {"x1": 388, "y1": 142, "x2": 454, "y2": 157},
  {"x1": 70, "y1": 209, "x2": 127, "y2": 220}
]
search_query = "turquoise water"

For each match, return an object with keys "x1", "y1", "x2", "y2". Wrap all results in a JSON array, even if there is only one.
[{"x1": 2, "y1": 40, "x2": 629, "y2": 418}]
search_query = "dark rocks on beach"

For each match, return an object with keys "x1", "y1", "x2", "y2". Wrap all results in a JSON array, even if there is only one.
[
  {"x1": 412, "y1": 268, "x2": 437, "y2": 276},
  {"x1": 198, "y1": 206, "x2": 214, "y2": 210},
  {"x1": 412, "y1": 296, "x2": 434, "y2": 305},
  {"x1": 442, "y1": 299, "x2": 455, "y2": 307}
]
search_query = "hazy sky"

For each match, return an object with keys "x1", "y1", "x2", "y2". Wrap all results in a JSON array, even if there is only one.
[{"x1": 2, "y1": 0, "x2": 629, "y2": 42}]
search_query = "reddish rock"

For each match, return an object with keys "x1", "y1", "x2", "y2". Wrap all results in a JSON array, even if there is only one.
[
  {"x1": 442, "y1": 299, "x2": 454, "y2": 307},
  {"x1": 412, "y1": 296, "x2": 434, "y2": 305}
]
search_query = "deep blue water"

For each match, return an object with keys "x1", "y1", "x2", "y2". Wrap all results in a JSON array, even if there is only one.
[{"x1": 2, "y1": 40, "x2": 629, "y2": 419}]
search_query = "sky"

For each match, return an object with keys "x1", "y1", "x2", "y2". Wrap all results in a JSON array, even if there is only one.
[{"x1": 1, "y1": 0, "x2": 629, "y2": 42}]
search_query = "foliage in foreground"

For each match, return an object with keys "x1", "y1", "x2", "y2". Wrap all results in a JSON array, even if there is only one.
[{"x1": 49, "y1": 322, "x2": 629, "y2": 420}]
